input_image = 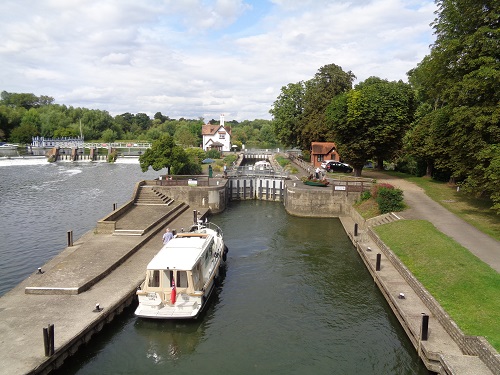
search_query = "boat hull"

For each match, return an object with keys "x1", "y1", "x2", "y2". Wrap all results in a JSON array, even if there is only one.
[
  {"x1": 135, "y1": 274, "x2": 219, "y2": 319},
  {"x1": 303, "y1": 180, "x2": 329, "y2": 187},
  {"x1": 135, "y1": 222, "x2": 227, "y2": 320}
]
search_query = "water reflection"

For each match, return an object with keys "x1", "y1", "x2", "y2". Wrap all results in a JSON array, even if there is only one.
[{"x1": 135, "y1": 319, "x2": 204, "y2": 363}]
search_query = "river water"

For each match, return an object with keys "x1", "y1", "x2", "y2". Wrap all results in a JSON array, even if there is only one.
[{"x1": 0, "y1": 159, "x2": 429, "y2": 374}]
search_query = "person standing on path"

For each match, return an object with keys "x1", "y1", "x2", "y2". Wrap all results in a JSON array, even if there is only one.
[{"x1": 162, "y1": 228, "x2": 173, "y2": 245}]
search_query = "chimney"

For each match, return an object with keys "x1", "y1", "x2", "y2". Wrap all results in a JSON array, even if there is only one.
[{"x1": 220, "y1": 114, "x2": 225, "y2": 127}]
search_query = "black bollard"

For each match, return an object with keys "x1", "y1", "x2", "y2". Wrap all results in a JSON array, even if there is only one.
[
  {"x1": 421, "y1": 314, "x2": 429, "y2": 341},
  {"x1": 43, "y1": 327, "x2": 49, "y2": 356},
  {"x1": 113, "y1": 203, "x2": 117, "y2": 211},
  {"x1": 354, "y1": 223, "x2": 358, "y2": 236},
  {"x1": 67, "y1": 231, "x2": 73, "y2": 247},
  {"x1": 193, "y1": 209, "x2": 197, "y2": 224},
  {"x1": 48, "y1": 324, "x2": 55, "y2": 356},
  {"x1": 376, "y1": 253, "x2": 381, "y2": 271}
]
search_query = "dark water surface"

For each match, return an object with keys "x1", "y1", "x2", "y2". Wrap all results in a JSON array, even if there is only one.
[{"x1": 0, "y1": 161, "x2": 429, "y2": 374}]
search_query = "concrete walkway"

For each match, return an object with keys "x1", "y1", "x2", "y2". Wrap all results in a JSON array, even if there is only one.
[{"x1": 0, "y1": 196, "x2": 208, "y2": 375}]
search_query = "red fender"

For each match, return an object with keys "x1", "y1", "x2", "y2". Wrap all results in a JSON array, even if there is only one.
[{"x1": 170, "y1": 288, "x2": 176, "y2": 304}]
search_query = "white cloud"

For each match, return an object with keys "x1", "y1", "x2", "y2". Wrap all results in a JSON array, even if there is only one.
[{"x1": 0, "y1": 0, "x2": 436, "y2": 121}]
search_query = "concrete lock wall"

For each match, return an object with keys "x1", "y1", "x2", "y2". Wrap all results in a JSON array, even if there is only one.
[
  {"x1": 153, "y1": 183, "x2": 228, "y2": 214},
  {"x1": 283, "y1": 180, "x2": 360, "y2": 217}
]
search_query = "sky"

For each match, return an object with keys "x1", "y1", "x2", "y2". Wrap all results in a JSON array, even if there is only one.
[{"x1": 0, "y1": 0, "x2": 437, "y2": 121}]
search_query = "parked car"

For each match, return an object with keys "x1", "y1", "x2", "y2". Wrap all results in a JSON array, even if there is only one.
[
  {"x1": 323, "y1": 161, "x2": 353, "y2": 173},
  {"x1": 320, "y1": 160, "x2": 335, "y2": 169}
]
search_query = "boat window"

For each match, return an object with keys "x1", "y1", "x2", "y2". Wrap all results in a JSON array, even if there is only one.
[
  {"x1": 148, "y1": 270, "x2": 160, "y2": 288},
  {"x1": 177, "y1": 271, "x2": 188, "y2": 288},
  {"x1": 162, "y1": 270, "x2": 172, "y2": 288}
]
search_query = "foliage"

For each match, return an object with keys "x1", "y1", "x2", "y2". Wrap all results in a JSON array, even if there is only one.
[
  {"x1": 1, "y1": 91, "x2": 54, "y2": 109},
  {"x1": 270, "y1": 63, "x2": 355, "y2": 149},
  {"x1": 107, "y1": 149, "x2": 118, "y2": 163},
  {"x1": 223, "y1": 154, "x2": 238, "y2": 165},
  {"x1": 102, "y1": 128, "x2": 118, "y2": 143},
  {"x1": 184, "y1": 147, "x2": 206, "y2": 164},
  {"x1": 205, "y1": 149, "x2": 221, "y2": 159},
  {"x1": 275, "y1": 155, "x2": 290, "y2": 168},
  {"x1": 301, "y1": 64, "x2": 356, "y2": 150},
  {"x1": 0, "y1": 95, "x2": 278, "y2": 149},
  {"x1": 375, "y1": 220, "x2": 500, "y2": 351},
  {"x1": 407, "y1": 0, "x2": 500, "y2": 212},
  {"x1": 139, "y1": 134, "x2": 190, "y2": 174},
  {"x1": 376, "y1": 187, "x2": 405, "y2": 213},
  {"x1": 326, "y1": 77, "x2": 416, "y2": 176},
  {"x1": 359, "y1": 190, "x2": 371, "y2": 202},
  {"x1": 370, "y1": 183, "x2": 395, "y2": 198}
]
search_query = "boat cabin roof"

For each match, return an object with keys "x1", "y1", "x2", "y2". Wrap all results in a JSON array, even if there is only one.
[{"x1": 147, "y1": 233, "x2": 212, "y2": 271}]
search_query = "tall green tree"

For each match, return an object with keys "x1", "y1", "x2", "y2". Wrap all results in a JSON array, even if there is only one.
[
  {"x1": 139, "y1": 134, "x2": 199, "y2": 174},
  {"x1": 269, "y1": 81, "x2": 305, "y2": 148},
  {"x1": 301, "y1": 64, "x2": 355, "y2": 149},
  {"x1": 270, "y1": 63, "x2": 355, "y2": 150},
  {"x1": 326, "y1": 78, "x2": 415, "y2": 175},
  {"x1": 407, "y1": 0, "x2": 500, "y2": 211}
]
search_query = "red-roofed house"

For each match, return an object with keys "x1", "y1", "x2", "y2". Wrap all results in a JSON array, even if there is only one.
[
  {"x1": 311, "y1": 142, "x2": 339, "y2": 168},
  {"x1": 202, "y1": 114, "x2": 231, "y2": 152}
]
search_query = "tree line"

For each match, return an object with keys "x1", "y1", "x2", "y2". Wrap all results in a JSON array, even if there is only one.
[
  {"x1": 270, "y1": 0, "x2": 499, "y2": 213},
  {"x1": 0, "y1": 91, "x2": 279, "y2": 150}
]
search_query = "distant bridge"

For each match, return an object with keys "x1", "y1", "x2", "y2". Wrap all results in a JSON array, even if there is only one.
[{"x1": 81, "y1": 143, "x2": 151, "y2": 149}]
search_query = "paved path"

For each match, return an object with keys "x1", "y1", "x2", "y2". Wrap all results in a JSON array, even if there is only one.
[{"x1": 362, "y1": 171, "x2": 500, "y2": 273}]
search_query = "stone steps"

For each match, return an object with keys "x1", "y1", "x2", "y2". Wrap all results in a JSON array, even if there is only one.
[
  {"x1": 134, "y1": 186, "x2": 173, "y2": 205},
  {"x1": 366, "y1": 212, "x2": 402, "y2": 227}
]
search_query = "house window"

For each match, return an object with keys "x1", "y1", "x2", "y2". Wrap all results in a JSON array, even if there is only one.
[
  {"x1": 317, "y1": 155, "x2": 324, "y2": 162},
  {"x1": 219, "y1": 133, "x2": 225, "y2": 139}
]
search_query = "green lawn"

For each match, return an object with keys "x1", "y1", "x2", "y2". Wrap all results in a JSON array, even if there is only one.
[
  {"x1": 375, "y1": 220, "x2": 500, "y2": 351},
  {"x1": 383, "y1": 171, "x2": 500, "y2": 241}
]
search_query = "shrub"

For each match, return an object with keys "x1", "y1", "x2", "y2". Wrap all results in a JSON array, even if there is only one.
[
  {"x1": 371, "y1": 183, "x2": 394, "y2": 198},
  {"x1": 206, "y1": 149, "x2": 221, "y2": 159},
  {"x1": 359, "y1": 190, "x2": 371, "y2": 202},
  {"x1": 223, "y1": 154, "x2": 238, "y2": 165},
  {"x1": 376, "y1": 187, "x2": 405, "y2": 213},
  {"x1": 107, "y1": 149, "x2": 118, "y2": 163},
  {"x1": 275, "y1": 155, "x2": 290, "y2": 168}
]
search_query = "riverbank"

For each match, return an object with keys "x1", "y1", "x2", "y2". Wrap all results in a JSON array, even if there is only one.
[
  {"x1": 290, "y1": 159, "x2": 500, "y2": 374},
  {"x1": 0, "y1": 190, "x2": 210, "y2": 374}
]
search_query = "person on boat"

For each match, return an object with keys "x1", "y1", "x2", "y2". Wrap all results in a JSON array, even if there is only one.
[
  {"x1": 162, "y1": 228, "x2": 173, "y2": 244},
  {"x1": 315, "y1": 167, "x2": 320, "y2": 179}
]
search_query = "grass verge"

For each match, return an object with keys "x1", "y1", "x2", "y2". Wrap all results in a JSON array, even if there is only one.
[
  {"x1": 382, "y1": 171, "x2": 500, "y2": 241},
  {"x1": 375, "y1": 220, "x2": 500, "y2": 351}
]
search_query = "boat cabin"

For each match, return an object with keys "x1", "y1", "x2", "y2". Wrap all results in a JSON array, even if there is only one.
[{"x1": 143, "y1": 233, "x2": 217, "y2": 296}]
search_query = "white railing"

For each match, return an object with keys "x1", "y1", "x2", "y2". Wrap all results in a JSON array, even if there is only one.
[{"x1": 82, "y1": 142, "x2": 151, "y2": 148}]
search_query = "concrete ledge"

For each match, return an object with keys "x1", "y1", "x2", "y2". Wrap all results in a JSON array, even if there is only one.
[
  {"x1": 283, "y1": 180, "x2": 360, "y2": 217},
  {"x1": 368, "y1": 227, "x2": 500, "y2": 374},
  {"x1": 341, "y1": 213, "x2": 499, "y2": 374}
]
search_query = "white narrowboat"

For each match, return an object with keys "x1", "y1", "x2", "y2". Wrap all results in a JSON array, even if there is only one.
[{"x1": 135, "y1": 221, "x2": 228, "y2": 319}]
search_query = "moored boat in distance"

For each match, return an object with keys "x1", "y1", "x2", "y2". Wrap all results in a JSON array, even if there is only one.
[
  {"x1": 0, "y1": 143, "x2": 19, "y2": 149},
  {"x1": 253, "y1": 160, "x2": 272, "y2": 170},
  {"x1": 135, "y1": 220, "x2": 228, "y2": 319}
]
